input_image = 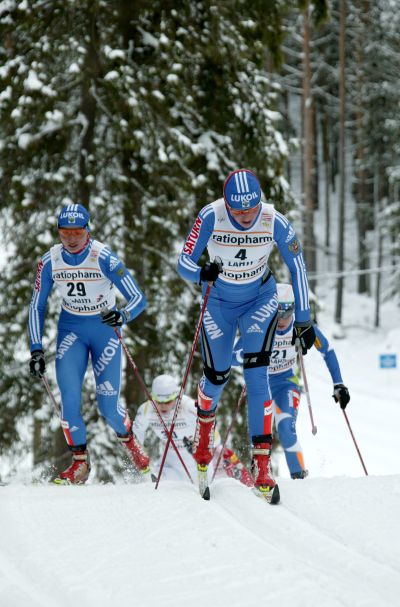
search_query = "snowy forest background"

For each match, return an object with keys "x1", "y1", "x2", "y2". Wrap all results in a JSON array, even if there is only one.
[{"x1": 0, "y1": 0, "x2": 399, "y2": 482}]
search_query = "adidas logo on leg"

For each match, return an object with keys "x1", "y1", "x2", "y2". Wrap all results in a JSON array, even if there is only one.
[
  {"x1": 246, "y1": 323, "x2": 262, "y2": 334},
  {"x1": 96, "y1": 380, "x2": 117, "y2": 396}
]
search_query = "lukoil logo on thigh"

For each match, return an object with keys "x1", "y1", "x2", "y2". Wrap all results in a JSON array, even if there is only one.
[{"x1": 93, "y1": 337, "x2": 120, "y2": 377}]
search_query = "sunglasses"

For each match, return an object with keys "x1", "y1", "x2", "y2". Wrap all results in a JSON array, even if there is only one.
[
  {"x1": 153, "y1": 394, "x2": 177, "y2": 404},
  {"x1": 58, "y1": 227, "x2": 88, "y2": 237},
  {"x1": 277, "y1": 307, "x2": 294, "y2": 320},
  {"x1": 226, "y1": 203, "x2": 261, "y2": 216}
]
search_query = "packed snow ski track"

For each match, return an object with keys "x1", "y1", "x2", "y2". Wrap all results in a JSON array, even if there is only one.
[{"x1": 0, "y1": 476, "x2": 399, "y2": 607}]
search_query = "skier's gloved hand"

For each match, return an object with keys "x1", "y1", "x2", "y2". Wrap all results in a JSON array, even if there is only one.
[
  {"x1": 291, "y1": 321, "x2": 316, "y2": 355},
  {"x1": 29, "y1": 350, "x2": 45, "y2": 378},
  {"x1": 183, "y1": 436, "x2": 194, "y2": 454},
  {"x1": 101, "y1": 309, "x2": 125, "y2": 327},
  {"x1": 333, "y1": 384, "x2": 350, "y2": 409},
  {"x1": 200, "y1": 260, "x2": 222, "y2": 284}
]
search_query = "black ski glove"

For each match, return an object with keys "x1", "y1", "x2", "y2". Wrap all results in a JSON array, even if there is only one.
[
  {"x1": 29, "y1": 350, "x2": 45, "y2": 378},
  {"x1": 183, "y1": 436, "x2": 194, "y2": 454},
  {"x1": 291, "y1": 321, "x2": 316, "y2": 355},
  {"x1": 200, "y1": 260, "x2": 222, "y2": 284},
  {"x1": 101, "y1": 309, "x2": 125, "y2": 327},
  {"x1": 333, "y1": 384, "x2": 350, "y2": 409}
]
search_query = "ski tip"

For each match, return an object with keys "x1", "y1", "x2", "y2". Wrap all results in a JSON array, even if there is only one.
[
  {"x1": 53, "y1": 478, "x2": 86, "y2": 486},
  {"x1": 53, "y1": 478, "x2": 70, "y2": 485},
  {"x1": 270, "y1": 484, "x2": 280, "y2": 505},
  {"x1": 253, "y1": 483, "x2": 280, "y2": 505},
  {"x1": 202, "y1": 486, "x2": 211, "y2": 501}
]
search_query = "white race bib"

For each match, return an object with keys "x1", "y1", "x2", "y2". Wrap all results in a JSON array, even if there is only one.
[
  {"x1": 51, "y1": 240, "x2": 116, "y2": 316},
  {"x1": 207, "y1": 199, "x2": 276, "y2": 284}
]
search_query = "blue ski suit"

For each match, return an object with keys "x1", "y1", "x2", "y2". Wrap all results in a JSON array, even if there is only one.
[
  {"x1": 28, "y1": 238, "x2": 146, "y2": 447},
  {"x1": 177, "y1": 198, "x2": 311, "y2": 440}
]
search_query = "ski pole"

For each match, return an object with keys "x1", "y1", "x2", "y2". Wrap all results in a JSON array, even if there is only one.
[
  {"x1": 41, "y1": 374, "x2": 62, "y2": 418},
  {"x1": 298, "y1": 351, "x2": 317, "y2": 435},
  {"x1": 156, "y1": 283, "x2": 212, "y2": 489},
  {"x1": 114, "y1": 328, "x2": 194, "y2": 484},
  {"x1": 211, "y1": 385, "x2": 247, "y2": 484},
  {"x1": 342, "y1": 409, "x2": 368, "y2": 476}
]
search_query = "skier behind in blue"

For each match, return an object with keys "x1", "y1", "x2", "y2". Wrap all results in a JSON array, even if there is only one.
[
  {"x1": 233, "y1": 283, "x2": 351, "y2": 479},
  {"x1": 28, "y1": 204, "x2": 150, "y2": 484},
  {"x1": 177, "y1": 169, "x2": 315, "y2": 503}
]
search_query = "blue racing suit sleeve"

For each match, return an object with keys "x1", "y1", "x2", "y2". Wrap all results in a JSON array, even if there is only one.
[
  {"x1": 314, "y1": 325, "x2": 343, "y2": 385},
  {"x1": 28, "y1": 252, "x2": 54, "y2": 352},
  {"x1": 273, "y1": 212, "x2": 311, "y2": 323},
  {"x1": 98, "y1": 248, "x2": 147, "y2": 323},
  {"x1": 177, "y1": 204, "x2": 215, "y2": 283}
]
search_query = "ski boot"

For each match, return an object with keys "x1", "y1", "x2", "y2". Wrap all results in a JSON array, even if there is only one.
[
  {"x1": 192, "y1": 388, "x2": 216, "y2": 500},
  {"x1": 222, "y1": 448, "x2": 254, "y2": 488},
  {"x1": 118, "y1": 432, "x2": 151, "y2": 481},
  {"x1": 291, "y1": 469, "x2": 309, "y2": 479},
  {"x1": 251, "y1": 435, "x2": 280, "y2": 504},
  {"x1": 55, "y1": 448, "x2": 91, "y2": 485}
]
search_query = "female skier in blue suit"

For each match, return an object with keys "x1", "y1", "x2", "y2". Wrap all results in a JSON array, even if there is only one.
[
  {"x1": 233, "y1": 283, "x2": 350, "y2": 479},
  {"x1": 28, "y1": 204, "x2": 150, "y2": 484},
  {"x1": 177, "y1": 169, "x2": 315, "y2": 502}
]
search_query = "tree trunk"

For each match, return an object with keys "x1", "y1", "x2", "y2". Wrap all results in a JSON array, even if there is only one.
[
  {"x1": 374, "y1": 168, "x2": 382, "y2": 328},
  {"x1": 353, "y1": 0, "x2": 371, "y2": 295},
  {"x1": 321, "y1": 105, "x2": 331, "y2": 253},
  {"x1": 117, "y1": 0, "x2": 155, "y2": 412},
  {"x1": 302, "y1": 7, "x2": 317, "y2": 292},
  {"x1": 78, "y1": 4, "x2": 101, "y2": 205},
  {"x1": 335, "y1": 0, "x2": 346, "y2": 325}
]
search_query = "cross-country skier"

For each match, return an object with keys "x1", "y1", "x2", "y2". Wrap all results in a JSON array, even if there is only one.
[
  {"x1": 233, "y1": 282, "x2": 350, "y2": 479},
  {"x1": 177, "y1": 169, "x2": 315, "y2": 503},
  {"x1": 28, "y1": 204, "x2": 150, "y2": 484},
  {"x1": 132, "y1": 374, "x2": 253, "y2": 486}
]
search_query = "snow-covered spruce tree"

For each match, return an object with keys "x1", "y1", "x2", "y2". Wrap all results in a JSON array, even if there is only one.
[
  {"x1": 347, "y1": 0, "x2": 400, "y2": 307},
  {"x1": 0, "y1": 0, "x2": 296, "y2": 479},
  {"x1": 81, "y1": 0, "x2": 297, "y2": 467},
  {"x1": 0, "y1": 0, "x2": 107, "y2": 477},
  {"x1": 0, "y1": 0, "x2": 139, "y2": 479}
]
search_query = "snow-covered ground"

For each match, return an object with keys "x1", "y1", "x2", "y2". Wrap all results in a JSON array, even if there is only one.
[
  {"x1": 0, "y1": 290, "x2": 399, "y2": 607},
  {"x1": 1, "y1": 475, "x2": 399, "y2": 607}
]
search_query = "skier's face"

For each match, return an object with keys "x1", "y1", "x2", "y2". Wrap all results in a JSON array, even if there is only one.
[
  {"x1": 226, "y1": 203, "x2": 261, "y2": 229},
  {"x1": 155, "y1": 398, "x2": 176, "y2": 415},
  {"x1": 277, "y1": 310, "x2": 294, "y2": 331},
  {"x1": 59, "y1": 227, "x2": 89, "y2": 253}
]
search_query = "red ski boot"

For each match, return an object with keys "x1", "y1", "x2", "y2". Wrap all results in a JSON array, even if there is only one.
[
  {"x1": 192, "y1": 387, "x2": 216, "y2": 500},
  {"x1": 119, "y1": 432, "x2": 151, "y2": 479},
  {"x1": 55, "y1": 449, "x2": 91, "y2": 485},
  {"x1": 192, "y1": 385, "x2": 216, "y2": 466},
  {"x1": 251, "y1": 436, "x2": 280, "y2": 504}
]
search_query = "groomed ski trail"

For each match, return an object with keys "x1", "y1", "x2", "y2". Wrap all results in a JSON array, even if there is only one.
[{"x1": 0, "y1": 477, "x2": 399, "y2": 607}]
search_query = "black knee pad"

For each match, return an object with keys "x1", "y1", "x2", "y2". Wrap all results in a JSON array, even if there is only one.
[
  {"x1": 252, "y1": 434, "x2": 272, "y2": 445},
  {"x1": 243, "y1": 351, "x2": 271, "y2": 369},
  {"x1": 70, "y1": 444, "x2": 87, "y2": 453},
  {"x1": 203, "y1": 365, "x2": 231, "y2": 386}
]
